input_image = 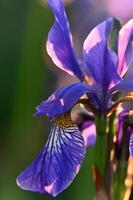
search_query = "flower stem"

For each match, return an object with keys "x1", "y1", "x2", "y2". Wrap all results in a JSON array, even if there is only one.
[{"x1": 95, "y1": 115, "x2": 107, "y2": 177}]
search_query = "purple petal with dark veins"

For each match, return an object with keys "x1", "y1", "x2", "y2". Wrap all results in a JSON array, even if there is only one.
[
  {"x1": 34, "y1": 82, "x2": 95, "y2": 118},
  {"x1": 110, "y1": 80, "x2": 133, "y2": 94},
  {"x1": 46, "y1": 0, "x2": 83, "y2": 80},
  {"x1": 117, "y1": 19, "x2": 133, "y2": 77},
  {"x1": 16, "y1": 124, "x2": 85, "y2": 197}
]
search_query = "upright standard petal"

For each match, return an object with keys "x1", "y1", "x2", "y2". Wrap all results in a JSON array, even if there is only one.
[
  {"x1": 83, "y1": 40, "x2": 120, "y2": 93},
  {"x1": 83, "y1": 18, "x2": 113, "y2": 53},
  {"x1": 117, "y1": 19, "x2": 133, "y2": 77},
  {"x1": 17, "y1": 115, "x2": 85, "y2": 197},
  {"x1": 46, "y1": 0, "x2": 83, "y2": 80},
  {"x1": 83, "y1": 18, "x2": 113, "y2": 75},
  {"x1": 34, "y1": 82, "x2": 95, "y2": 118}
]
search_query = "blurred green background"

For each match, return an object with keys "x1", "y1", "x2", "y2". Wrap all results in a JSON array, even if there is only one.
[{"x1": 0, "y1": 0, "x2": 97, "y2": 199}]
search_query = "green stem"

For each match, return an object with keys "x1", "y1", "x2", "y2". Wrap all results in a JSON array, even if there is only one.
[
  {"x1": 94, "y1": 114, "x2": 116, "y2": 199},
  {"x1": 95, "y1": 134, "x2": 107, "y2": 177},
  {"x1": 95, "y1": 115, "x2": 107, "y2": 177},
  {"x1": 106, "y1": 113, "x2": 116, "y2": 197}
]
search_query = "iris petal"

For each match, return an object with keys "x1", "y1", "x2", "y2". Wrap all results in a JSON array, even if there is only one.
[
  {"x1": 34, "y1": 82, "x2": 95, "y2": 118},
  {"x1": 129, "y1": 134, "x2": 133, "y2": 158},
  {"x1": 110, "y1": 80, "x2": 133, "y2": 94},
  {"x1": 84, "y1": 40, "x2": 120, "y2": 93},
  {"x1": 83, "y1": 18, "x2": 113, "y2": 76},
  {"x1": 46, "y1": 0, "x2": 83, "y2": 80},
  {"x1": 16, "y1": 119, "x2": 85, "y2": 197},
  {"x1": 117, "y1": 19, "x2": 133, "y2": 77},
  {"x1": 83, "y1": 18, "x2": 113, "y2": 54},
  {"x1": 81, "y1": 121, "x2": 96, "y2": 147}
]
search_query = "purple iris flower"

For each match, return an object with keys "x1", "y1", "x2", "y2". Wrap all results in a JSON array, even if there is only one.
[{"x1": 16, "y1": 0, "x2": 133, "y2": 197}]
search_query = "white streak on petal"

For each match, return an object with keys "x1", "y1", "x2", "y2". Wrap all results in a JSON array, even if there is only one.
[
  {"x1": 16, "y1": 179, "x2": 21, "y2": 187},
  {"x1": 46, "y1": 41, "x2": 74, "y2": 76},
  {"x1": 83, "y1": 29, "x2": 101, "y2": 54},
  {"x1": 44, "y1": 182, "x2": 55, "y2": 194},
  {"x1": 76, "y1": 164, "x2": 80, "y2": 174},
  {"x1": 50, "y1": 94, "x2": 56, "y2": 101},
  {"x1": 60, "y1": 98, "x2": 64, "y2": 106}
]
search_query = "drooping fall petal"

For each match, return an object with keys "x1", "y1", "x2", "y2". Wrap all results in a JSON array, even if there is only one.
[
  {"x1": 17, "y1": 121, "x2": 85, "y2": 197},
  {"x1": 34, "y1": 82, "x2": 95, "y2": 118}
]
